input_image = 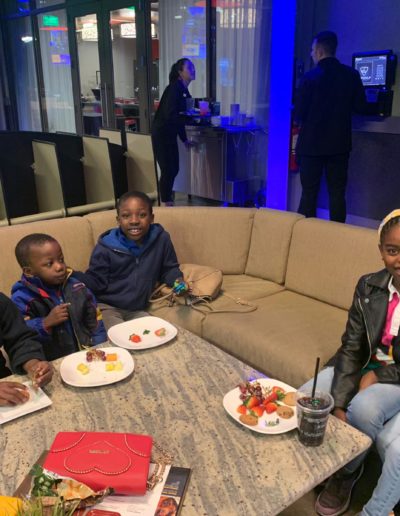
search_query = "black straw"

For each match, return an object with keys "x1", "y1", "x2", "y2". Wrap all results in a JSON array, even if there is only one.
[{"x1": 311, "y1": 356, "x2": 320, "y2": 400}]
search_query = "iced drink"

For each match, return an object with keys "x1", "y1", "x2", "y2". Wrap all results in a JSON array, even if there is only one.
[{"x1": 296, "y1": 391, "x2": 334, "y2": 446}]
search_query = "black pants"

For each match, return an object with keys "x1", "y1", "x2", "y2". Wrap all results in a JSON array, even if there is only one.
[
  {"x1": 298, "y1": 153, "x2": 349, "y2": 223},
  {"x1": 152, "y1": 135, "x2": 179, "y2": 203}
]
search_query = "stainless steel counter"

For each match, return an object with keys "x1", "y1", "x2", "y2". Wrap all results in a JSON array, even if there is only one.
[{"x1": 175, "y1": 125, "x2": 267, "y2": 204}]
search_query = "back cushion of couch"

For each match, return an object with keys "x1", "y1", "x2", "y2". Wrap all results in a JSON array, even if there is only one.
[
  {"x1": 0, "y1": 217, "x2": 94, "y2": 295},
  {"x1": 245, "y1": 208, "x2": 303, "y2": 283},
  {"x1": 85, "y1": 206, "x2": 255, "y2": 274},
  {"x1": 154, "y1": 207, "x2": 255, "y2": 273},
  {"x1": 285, "y1": 218, "x2": 383, "y2": 310}
]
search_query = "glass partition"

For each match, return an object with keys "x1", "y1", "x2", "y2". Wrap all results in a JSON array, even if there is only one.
[
  {"x1": 7, "y1": 16, "x2": 41, "y2": 130},
  {"x1": 37, "y1": 9, "x2": 75, "y2": 132}
]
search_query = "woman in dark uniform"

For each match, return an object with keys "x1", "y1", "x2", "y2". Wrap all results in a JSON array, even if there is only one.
[{"x1": 152, "y1": 58, "x2": 196, "y2": 206}]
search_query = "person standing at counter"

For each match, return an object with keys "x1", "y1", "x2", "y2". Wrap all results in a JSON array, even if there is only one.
[
  {"x1": 294, "y1": 31, "x2": 366, "y2": 223},
  {"x1": 152, "y1": 58, "x2": 196, "y2": 206}
]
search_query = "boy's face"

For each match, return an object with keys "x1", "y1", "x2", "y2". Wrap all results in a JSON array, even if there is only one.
[
  {"x1": 24, "y1": 241, "x2": 67, "y2": 287},
  {"x1": 117, "y1": 197, "x2": 154, "y2": 244},
  {"x1": 379, "y1": 224, "x2": 400, "y2": 289}
]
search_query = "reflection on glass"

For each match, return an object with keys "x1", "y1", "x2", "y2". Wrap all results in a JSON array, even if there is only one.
[
  {"x1": 110, "y1": 7, "x2": 139, "y2": 132},
  {"x1": 216, "y1": 0, "x2": 271, "y2": 125},
  {"x1": 38, "y1": 9, "x2": 75, "y2": 133},
  {"x1": 74, "y1": 14, "x2": 102, "y2": 135},
  {"x1": 157, "y1": 1, "x2": 206, "y2": 100},
  {"x1": 8, "y1": 16, "x2": 41, "y2": 130}
]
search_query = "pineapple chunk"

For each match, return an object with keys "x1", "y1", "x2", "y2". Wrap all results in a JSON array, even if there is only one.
[
  {"x1": 105, "y1": 363, "x2": 115, "y2": 372},
  {"x1": 114, "y1": 361, "x2": 123, "y2": 371},
  {"x1": 77, "y1": 363, "x2": 89, "y2": 375}
]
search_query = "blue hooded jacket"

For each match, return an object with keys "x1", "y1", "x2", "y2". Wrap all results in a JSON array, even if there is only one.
[{"x1": 74, "y1": 223, "x2": 181, "y2": 311}]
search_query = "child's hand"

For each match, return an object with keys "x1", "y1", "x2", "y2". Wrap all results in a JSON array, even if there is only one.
[
  {"x1": 24, "y1": 359, "x2": 54, "y2": 388},
  {"x1": 0, "y1": 381, "x2": 30, "y2": 406},
  {"x1": 332, "y1": 407, "x2": 347, "y2": 422},
  {"x1": 44, "y1": 303, "x2": 70, "y2": 329},
  {"x1": 358, "y1": 370, "x2": 378, "y2": 391}
]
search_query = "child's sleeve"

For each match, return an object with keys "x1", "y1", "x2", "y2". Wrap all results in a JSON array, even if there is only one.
[
  {"x1": 159, "y1": 234, "x2": 183, "y2": 287},
  {"x1": 73, "y1": 245, "x2": 111, "y2": 294},
  {"x1": 82, "y1": 287, "x2": 107, "y2": 345},
  {"x1": 0, "y1": 293, "x2": 45, "y2": 374},
  {"x1": 11, "y1": 291, "x2": 50, "y2": 338}
]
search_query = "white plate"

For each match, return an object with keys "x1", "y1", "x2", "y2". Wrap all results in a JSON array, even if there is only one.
[
  {"x1": 60, "y1": 347, "x2": 134, "y2": 387},
  {"x1": 223, "y1": 378, "x2": 298, "y2": 435},
  {"x1": 0, "y1": 382, "x2": 52, "y2": 425},
  {"x1": 107, "y1": 316, "x2": 177, "y2": 350}
]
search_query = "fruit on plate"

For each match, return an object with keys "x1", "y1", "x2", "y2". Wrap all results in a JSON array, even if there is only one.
[
  {"x1": 86, "y1": 349, "x2": 106, "y2": 362},
  {"x1": 250, "y1": 405, "x2": 265, "y2": 417},
  {"x1": 105, "y1": 353, "x2": 118, "y2": 361},
  {"x1": 265, "y1": 402, "x2": 278, "y2": 414},
  {"x1": 129, "y1": 334, "x2": 141, "y2": 343},
  {"x1": 77, "y1": 363, "x2": 89, "y2": 375},
  {"x1": 155, "y1": 327, "x2": 167, "y2": 337},
  {"x1": 105, "y1": 361, "x2": 123, "y2": 372}
]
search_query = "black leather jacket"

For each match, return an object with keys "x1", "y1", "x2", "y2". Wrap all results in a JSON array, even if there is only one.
[{"x1": 331, "y1": 269, "x2": 400, "y2": 410}]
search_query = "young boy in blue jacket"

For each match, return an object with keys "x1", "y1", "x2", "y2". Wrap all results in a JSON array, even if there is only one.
[
  {"x1": 11, "y1": 234, "x2": 107, "y2": 361},
  {"x1": 73, "y1": 191, "x2": 184, "y2": 329}
]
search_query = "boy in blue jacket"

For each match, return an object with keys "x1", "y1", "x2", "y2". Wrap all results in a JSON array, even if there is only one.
[
  {"x1": 11, "y1": 234, "x2": 107, "y2": 361},
  {"x1": 74, "y1": 191, "x2": 184, "y2": 329}
]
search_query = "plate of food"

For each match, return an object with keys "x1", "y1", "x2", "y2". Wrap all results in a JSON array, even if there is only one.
[
  {"x1": 223, "y1": 378, "x2": 297, "y2": 434},
  {"x1": 60, "y1": 347, "x2": 134, "y2": 387},
  {"x1": 107, "y1": 316, "x2": 177, "y2": 350}
]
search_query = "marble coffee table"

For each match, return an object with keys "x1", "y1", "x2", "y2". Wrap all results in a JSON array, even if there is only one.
[{"x1": 0, "y1": 327, "x2": 371, "y2": 515}]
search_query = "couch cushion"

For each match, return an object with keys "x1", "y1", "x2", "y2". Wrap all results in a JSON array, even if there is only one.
[
  {"x1": 0, "y1": 217, "x2": 94, "y2": 295},
  {"x1": 201, "y1": 291, "x2": 348, "y2": 388},
  {"x1": 220, "y1": 274, "x2": 284, "y2": 301},
  {"x1": 245, "y1": 208, "x2": 303, "y2": 283},
  {"x1": 84, "y1": 209, "x2": 117, "y2": 244},
  {"x1": 285, "y1": 218, "x2": 383, "y2": 310},
  {"x1": 153, "y1": 207, "x2": 256, "y2": 274}
]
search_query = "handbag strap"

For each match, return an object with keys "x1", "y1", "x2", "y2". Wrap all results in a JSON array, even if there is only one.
[
  {"x1": 188, "y1": 292, "x2": 257, "y2": 315},
  {"x1": 147, "y1": 441, "x2": 174, "y2": 491}
]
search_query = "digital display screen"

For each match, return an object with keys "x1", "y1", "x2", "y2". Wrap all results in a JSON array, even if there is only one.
[{"x1": 354, "y1": 55, "x2": 387, "y2": 86}]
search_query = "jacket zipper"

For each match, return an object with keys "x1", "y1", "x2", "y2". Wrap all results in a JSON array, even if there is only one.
[
  {"x1": 357, "y1": 298, "x2": 372, "y2": 368},
  {"x1": 62, "y1": 287, "x2": 85, "y2": 351}
]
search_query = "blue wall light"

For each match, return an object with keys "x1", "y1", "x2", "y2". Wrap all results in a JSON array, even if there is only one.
[{"x1": 266, "y1": 0, "x2": 296, "y2": 210}]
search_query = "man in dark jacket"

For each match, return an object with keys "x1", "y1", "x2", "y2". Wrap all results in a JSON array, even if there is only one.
[
  {"x1": 294, "y1": 31, "x2": 366, "y2": 222},
  {"x1": 0, "y1": 292, "x2": 52, "y2": 405}
]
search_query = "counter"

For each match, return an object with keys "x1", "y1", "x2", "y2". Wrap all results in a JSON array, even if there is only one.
[{"x1": 175, "y1": 123, "x2": 267, "y2": 205}]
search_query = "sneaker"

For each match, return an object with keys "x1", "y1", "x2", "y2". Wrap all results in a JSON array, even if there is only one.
[{"x1": 315, "y1": 464, "x2": 364, "y2": 516}]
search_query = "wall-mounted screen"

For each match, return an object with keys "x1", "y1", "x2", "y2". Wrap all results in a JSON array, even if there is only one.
[{"x1": 352, "y1": 50, "x2": 397, "y2": 89}]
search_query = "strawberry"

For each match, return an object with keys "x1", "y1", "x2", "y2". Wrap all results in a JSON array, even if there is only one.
[
  {"x1": 244, "y1": 395, "x2": 260, "y2": 409},
  {"x1": 155, "y1": 328, "x2": 167, "y2": 337},
  {"x1": 265, "y1": 402, "x2": 278, "y2": 414},
  {"x1": 250, "y1": 405, "x2": 265, "y2": 417},
  {"x1": 272, "y1": 386, "x2": 286, "y2": 400},
  {"x1": 263, "y1": 391, "x2": 278, "y2": 405},
  {"x1": 237, "y1": 404, "x2": 247, "y2": 414},
  {"x1": 129, "y1": 334, "x2": 141, "y2": 343}
]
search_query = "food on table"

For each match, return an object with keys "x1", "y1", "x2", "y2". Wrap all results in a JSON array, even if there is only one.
[
  {"x1": 283, "y1": 391, "x2": 296, "y2": 406},
  {"x1": 236, "y1": 381, "x2": 296, "y2": 425},
  {"x1": 143, "y1": 329, "x2": 151, "y2": 335},
  {"x1": 105, "y1": 361, "x2": 123, "y2": 372},
  {"x1": 129, "y1": 333, "x2": 142, "y2": 343},
  {"x1": 155, "y1": 327, "x2": 167, "y2": 337},
  {"x1": 77, "y1": 363, "x2": 89, "y2": 375},
  {"x1": 276, "y1": 405, "x2": 294, "y2": 419},
  {"x1": 239, "y1": 413, "x2": 258, "y2": 426},
  {"x1": 105, "y1": 353, "x2": 118, "y2": 362},
  {"x1": 86, "y1": 349, "x2": 106, "y2": 362}
]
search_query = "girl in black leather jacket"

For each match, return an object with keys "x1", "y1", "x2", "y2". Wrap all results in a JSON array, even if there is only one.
[{"x1": 312, "y1": 210, "x2": 400, "y2": 516}]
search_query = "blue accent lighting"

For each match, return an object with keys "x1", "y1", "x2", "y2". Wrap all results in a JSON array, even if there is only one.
[{"x1": 266, "y1": 0, "x2": 296, "y2": 210}]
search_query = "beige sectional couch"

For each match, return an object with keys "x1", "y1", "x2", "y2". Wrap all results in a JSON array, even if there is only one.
[{"x1": 0, "y1": 207, "x2": 382, "y2": 387}]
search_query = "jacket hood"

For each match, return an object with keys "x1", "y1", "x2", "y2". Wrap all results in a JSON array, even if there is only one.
[{"x1": 99, "y1": 224, "x2": 163, "y2": 256}]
